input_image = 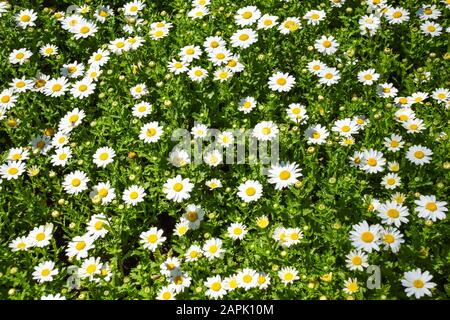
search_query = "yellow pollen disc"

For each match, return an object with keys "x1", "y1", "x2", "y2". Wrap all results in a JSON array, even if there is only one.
[
  {"x1": 361, "y1": 231, "x2": 374, "y2": 243},
  {"x1": 187, "y1": 211, "x2": 198, "y2": 222},
  {"x1": 94, "y1": 221, "x2": 103, "y2": 230},
  {"x1": 98, "y1": 188, "x2": 108, "y2": 197},
  {"x1": 52, "y1": 84, "x2": 62, "y2": 92},
  {"x1": 425, "y1": 202, "x2": 437, "y2": 211},
  {"x1": 245, "y1": 187, "x2": 256, "y2": 196},
  {"x1": 71, "y1": 178, "x2": 81, "y2": 187},
  {"x1": 276, "y1": 78, "x2": 287, "y2": 85},
  {"x1": 323, "y1": 40, "x2": 331, "y2": 48},
  {"x1": 386, "y1": 178, "x2": 396, "y2": 185},
  {"x1": 146, "y1": 128, "x2": 157, "y2": 137},
  {"x1": 211, "y1": 282, "x2": 221, "y2": 291},
  {"x1": 284, "y1": 273, "x2": 294, "y2": 281},
  {"x1": 99, "y1": 152, "x2": 109, "y2": 161},
  {"x1": 414, "y1": 151, "x2": 425, "y2": 159},
  {"x1": 41, "y1": 269, "x2": 50, "y2": 276},
  {"x1": 239, "y1": 34, "x2": 249, "y2": 41},
  {"x1": 413, "y1": 279, "x2": 424, "y2": 288},
  {"x1": 352, "y1": 256, "x2": 362, "y2": 265},
  {"x1": 279, "y1": 170, "x2": 291, "y2": 180},
  {"x1": 342, "y1": 125, "x2": 351, "y2": 132},
  {"x1": 21, "y1": 15, "x2": 31, "y2": 22},
  {"x1": 242, "y1": 12, "x2": 252, "y2": 19},
  {"x1": 8, "y1": 167, "x2": 19, "y2": 175},
  {"x1": 86, "y1": 264, "x2": 97, "y2": 274},
  {"x1": 367, "y1": 158, "x2": 377, "y2": 166},
  {"x1": 384, "y1": 234, "x2": 395, "y2": 244},
  {"x1": 76, "y1": 241, "x2": 86, "y2": 250},
  {"x1": 147, "y1": 234, "x2": 158, "y2": 243},
  {"x1": 387, "y1": 209, "x2": 399, "y2": 218},
  {"x1": 80, "y1": 26, "x2": 90, "y2": 34},
  {"x1": 129, "y1": 191, "x2": 139, "y2": 200},
  {"x1": 262, "y1": 127, "x2": 271, "y2": 135},
  {"x1": 243, "y1": 275, "x2": 252, "y2": 283},
  {"x1": 16, "y1": 52, "x2": 25, "y2": 59},
  {"x1": 36, "y1": 233, "x2": 45, "y2": 241},
  {"x1": 79, "y1": 84, "x2": 88, "y2": 92},
  {"x1": 173, "y1": 182, "x2": 183, "y2": 192}
]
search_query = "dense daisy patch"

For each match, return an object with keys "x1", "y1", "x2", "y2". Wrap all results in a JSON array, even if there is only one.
[{"x1": 0, "y1": 0, "x2": 449, "y2": 300}]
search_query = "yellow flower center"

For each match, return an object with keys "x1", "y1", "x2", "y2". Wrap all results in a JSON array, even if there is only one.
[
  {"x1": 80, "y1": 26, "x2": 90, "y2": 34},
  {"x1": 245, "y1": 187, "x2": 256, "y2": 196},
  {"x1": 341, "y1": 125, "x2": 351, "y2": 132},
  {"x1": 323, "y1": 40, "x2": 331, "y2": 48},
  {"x1": 52, "y1": 84, "x2": 62, "y2": 92},
  {"x1": 262, "y1": 127, "x2": 271, "y2": 135},
  {"x1": 98, "y1": 188, "x2": 108, "y2": 197},
  {"x1": 94, "y1": 221, "x2": 103, "y2": 230},
  {"x1": 173, "y1": 182, "x2": 184, "y2": 192},
  {"x1": 36, "y1": 232, "x2": 45, "y2": 241},
  {"x1": 1, "y1": 95, "x2": 10, "y2": 103},
  {"x1": 413, "y1": 279, "x2": 424, "y2": 289},
  {"x1": 425, "y1": 202, "x2": 437, "y2": 211},
  {"x1": 227, "y1": 60, "x2": 237, "y2": 67},
  {"x1": 384, "y1": 234, "x2": 395, "y2": 244},
  {"x1": 187, "y1": 211, "x2": 198, "y2": 222},
  {"x1": 194, "y1": 70, "x2": 203, "y2": 77},
  {"x1": 146, "y1": 128, "x2": 157, "y2": 137},
  {"x1": 312, "y1": 131, "x2": 321, "y2": 139},
  {"x1": 86, "y1": 264, "x2": 97, "y2": 274},
  {"x1": 367, "y1": 158, "x2": 377, "y2": 166},
  {"x1": 41, "y1": 269, "x2": 50, "y2": 277},
  {"x1": 393, "y1": 11, "x2": 403, "y2": 18},
  {"x1": 21, "y1": 15, "x2": 31, "y2": 22},
  {"x1": 264, "y1": 19, "x2": 273, "y2": 26},
  {"x1": 239, "y1": 34, "x2": 249, "y2": 41},
  {"x1": 258, "y1": 275, "x2": 266, "y2": 285},
  {"x1": 147, "y1": 234, "x2": 158, "y2": 243},
  {"x1": 211, "y1": 282, "x2": 221, "y2": 291},
  {"x1": 387, "y1": 209, "x2": 399, "y2": 218},
  {"x1": 352, "y1": 256, "x2": 362, "y2": 265},
  {"x1": 79, "y1": 84, "x2": 88, "y2": 92},
  {"x1": 243, "y1": 275, "x2": 252, "y2": 283},
  {"x1": 242, "y1": 12, "x2": 252, "y2": 19},
  {"x1": 364, "y1": 74, "x2": 373, "y2": 80},
  {"x1": 71, "y1": 178, "x2": 81, "y2": 187},
  {"x1": 285, "y1": 21, "x2": 298, "y2": 31},
  {"x1": 386, "y1": 178, "x2": 396, "y2": 185},
  {"x1": 276, "y1": 78, "x2": 287, "y2": 85},
  {"x1": 361, "y1": 231, "x2": 374, "y2": 243},
  {"x1": 233, "y1": 228, "x2": 242, "y2": 235},
  {"x1": 414, "y1": 151, "x2": 425, "y2": 159},
  {"x1": 76, "y1": 241, "x2": 86, "y2": 250},
  {"x1": 16, "y1": 52, "x2": 25, "y2": 59},
  {"x1": 279, "y1": 170, "x2": 291, "y2": 180},
  {"x1": 284, "y1": 272, "x2": 294, "y2": 281},
  {"x1": 162, "y1": 292, "x2": 172, "y2": 300},
  {"x1": 189, "y1": 250, "x2": 198, "y2": 258},
  {"x1": 59, "y1": 153, "x2": 67, "y2": 160},
  {"x1": 129, "y1": 191, "x2": 139, "y2": 200},
  {"x1": 311, "y1": 13, "x2": 320, "y2": 20},
  {"x1": 347, "y1": 281, "x2": 358, "y2": 292},
  {"x1": 99, "y1": 152, "x2": 109, "y2": 161},
  {"x1": 208, "y1": 244, "x2": 218, "y2": 253}
]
